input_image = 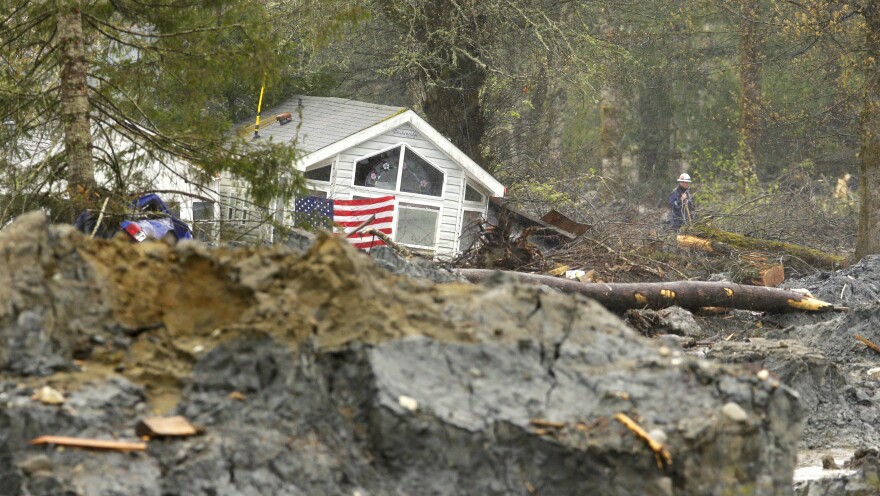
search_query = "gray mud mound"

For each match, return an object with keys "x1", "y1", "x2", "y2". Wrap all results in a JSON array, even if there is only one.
[
  {"x1": 0, "y1": 212, "x2": 807, "y2": 495},
  {"x1": 787, "y1": 255, "x2": 880, "y2": 309}
]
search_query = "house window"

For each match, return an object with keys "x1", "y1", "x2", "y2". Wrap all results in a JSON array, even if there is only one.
[
  {"x1": 353, "y1": 145, "x2": 445, "y2": 197},
  {"x1": 305, "y1": 163, "x2": 332, "y2": 182},
  {"x1": 192, "y1": 201, "x2": 214, "y2": 241},
  {"x1": 459, "y1": 210, "x2": 483, "y2": 251},
  {"x1": 354, "y1": 148, "x2": 401, "y2": 191},
  {"x1": 464, "y1": 183, "x2": 484, "y2": 203},
  {"x1": 397, "y1": 203, "x2": 439, "y2": 248},
  {"x1": 401, "y1": 148, "x2": 443, "y2": 197}
]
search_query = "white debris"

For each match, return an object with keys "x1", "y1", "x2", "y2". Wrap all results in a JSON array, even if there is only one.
[
  {"x1": 31, "y1": 386, "x2": 65, "y2": 405},
  {"x1": 398, "y1": 395, "x2": 418, "y2": 413}
]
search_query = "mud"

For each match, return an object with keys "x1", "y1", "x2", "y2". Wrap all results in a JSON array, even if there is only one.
[
  {"x1": 0, "y1": 212, "x2": 811, "y2": 495},
  {"x1": 682, "y1": 256, "x2": 880, "y2": 494}
]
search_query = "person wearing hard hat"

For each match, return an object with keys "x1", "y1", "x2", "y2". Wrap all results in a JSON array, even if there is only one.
[{"x1": 669, "y1": 173, "x2": 696, "y2": 230}]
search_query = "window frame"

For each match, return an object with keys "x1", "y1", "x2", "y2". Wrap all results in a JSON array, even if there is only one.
[
  {"x1": 304, "y1": 160, "x2": 333, "y2": 183},
  {"x1": 394, "y1": 201, "x2": 442, "y2": 251},
  {"x1": 462, "y1": 179, "x2": 487, "y2": 205},
  {"x1": 457, "y1": 207, "x2": 485, "y2": 253}
]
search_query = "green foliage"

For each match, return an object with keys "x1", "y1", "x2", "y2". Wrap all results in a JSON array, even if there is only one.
[{"x1": 690, "y1": 148, "x2": 765, "y2": 209}]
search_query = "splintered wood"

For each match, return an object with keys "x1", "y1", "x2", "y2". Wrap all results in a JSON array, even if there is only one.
[{"x1": 614, "y1": 413, "x2": 672, "y2": 469}]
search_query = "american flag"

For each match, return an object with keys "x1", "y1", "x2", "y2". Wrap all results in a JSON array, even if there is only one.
[{"x1": 294, "y1": 195, "x2": 396, "y2": 250}]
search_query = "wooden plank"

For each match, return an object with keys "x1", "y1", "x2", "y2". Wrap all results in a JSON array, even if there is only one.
[
  {"x1": 135, "y1": 416, "x2": 197, "y2": 438},
  {"x1": 30, "y1": 436, "x2": 146, "y2": 452}
]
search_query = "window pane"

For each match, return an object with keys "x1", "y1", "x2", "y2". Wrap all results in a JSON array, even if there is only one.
[
  {"x1": 354, "y1": 148, "x2": 401, "y2": 191},
  {"x1": 193, "y1": 201, "x2": 213, "y2": 221},
  {"x1": 397, "y1": 205, "x2": 438, "y2": 247},
  {"x1": 464, "y1": 184, "x2": 484, "y2": 202},
  {"x1": 459, "y1": 210, "x2": 483, "y2": 251},
  {"x1": 401, "y1": 148, "x2": 443, "y2": 196},
  {"x1": 192, "y1": 201, "x2": 214, "y2": 241},
  {"x1": 305, "y1": 164, "x2": 332, "y2": 182}
]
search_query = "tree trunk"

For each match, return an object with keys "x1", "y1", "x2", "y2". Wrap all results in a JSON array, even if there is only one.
[
  {"x1": 691, "y1": 225, "x2": 848, "y2": 270},
  {"x1": 421, "y1": 55, "x2": 487, "y2": 166},
  {"x1": 857, "y1": 1, "x2": 880, "y2": 259},
  {"x1": 637, "y1": 77, "x2": 673, "y2": 198},
  {"x1": 598, "y1": 12, "x2": 625, "y2": 184},
  {"x1": 57, "y1": 0, "x2": 96, "y2": 212},
  {"x1": 737, "y1": 0, "x2": 762, "y2": 185},
  {"x1": 454, "y1": 269, "x2": 835, "y2": 313}
]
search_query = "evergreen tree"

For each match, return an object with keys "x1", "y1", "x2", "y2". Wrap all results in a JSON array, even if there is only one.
[{"x1": 0, "y1": 0, "x2": 302, "y2": 222}]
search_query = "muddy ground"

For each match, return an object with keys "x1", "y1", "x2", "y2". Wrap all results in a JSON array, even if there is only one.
[{"x1": 0, "y1": 212, "x2": 878, "y2": 495}]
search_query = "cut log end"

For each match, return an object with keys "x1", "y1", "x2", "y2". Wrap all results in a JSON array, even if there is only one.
[{"x1": 787, "y1": 297, "x2": 834, "y2": 312}]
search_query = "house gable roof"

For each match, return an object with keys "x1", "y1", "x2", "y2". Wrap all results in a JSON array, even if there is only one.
[{"x1": 245, "y1": 96, "x2": 504, "y2": 197}]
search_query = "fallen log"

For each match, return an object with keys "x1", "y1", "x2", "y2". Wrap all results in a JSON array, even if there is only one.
[
  {"x1": 689, "y1": 225, "x2": 848, "y2": 270},
  {"x1": 454, "y1": 269, "x2": 837, "y2": 313},
  {"x1": 676, "y1": 236, "x2": 785, "y2": 287},
  {"x1": 736, "y1": 262, "x2": 785, "y2": 287}
]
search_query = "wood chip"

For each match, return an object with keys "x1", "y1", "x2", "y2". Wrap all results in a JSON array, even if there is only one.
[
  {"x1": 30, "y1": 436, "x2": 146, "y2": 452},
  {"x1": 135, "y1": 416, "x2": 197, "y2": 438},
  {"x1": 529, "y1": 418, "x2": 566, "y2": 429}
]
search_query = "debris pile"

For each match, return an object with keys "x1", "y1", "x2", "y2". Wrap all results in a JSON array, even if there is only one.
[{"x1": 0, "y1": 212, "x2": 806, "y2": 495}]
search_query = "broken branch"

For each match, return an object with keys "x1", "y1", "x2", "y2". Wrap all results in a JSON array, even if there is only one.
[
  {"x1": 854, "y1": 335, "x2": 880, "y2": 355},
  {"x1": 614, "y1": 413, "x2": 671, "y2": 469}
]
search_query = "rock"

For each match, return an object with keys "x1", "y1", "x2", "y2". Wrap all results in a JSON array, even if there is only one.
[
  {"x1": 657, "y1": 306, "x2": 704, "y2": 337},
  {"x1": 0, "y1": 212, "x2": 112, "y2": 376},
  {"x1": 821, "y1": 454, "x2": 839, "y2": 470},
  {"x1": 625, "y1": 307, "x2": 704, "y2": 338},
  {"x1": 707, "y1": 339, "x2": 850, "y2": 447},
  {"x1": 0, "y1": 217, "x2": 809, "y2": 495},
  {"x1": 722, "y1": 402, "x2": 749, "y2": 422},
  {"x1": 368, "y1": 245, "x2": 460, "y2": 283},
  {"x1": 648, "y1": 428, "x2": 668, "y2": 444},
  {"x1": 18, "y1": 454, "x2": 53, "y2": 475}
]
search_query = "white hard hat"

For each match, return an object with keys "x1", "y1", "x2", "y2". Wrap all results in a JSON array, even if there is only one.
[{"x1": 677, "y1": 173, "x2": 692, "y2": 183}]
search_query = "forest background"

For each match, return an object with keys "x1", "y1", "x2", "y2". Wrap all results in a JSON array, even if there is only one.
[{"x1": 2, "y1": 0, "x2": 879, "y2": 260}]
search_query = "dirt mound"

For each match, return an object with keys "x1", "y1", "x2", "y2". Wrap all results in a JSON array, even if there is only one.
[{"x1": 1, "y1": 212, "x2": 807, "y2": 494}]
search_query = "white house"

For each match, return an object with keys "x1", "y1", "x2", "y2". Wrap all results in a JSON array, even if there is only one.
[{"x1": 225, "y1": 96, "x2": 505, "y2": 257}]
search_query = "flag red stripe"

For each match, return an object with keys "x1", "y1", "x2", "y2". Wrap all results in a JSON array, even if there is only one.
[
  {"x1": 335, "y1": 216, "x2": 394, "y2": 228},
  {"x1": 334, "y1": 196, "x2": 395, "y2": 207},
  {"x1": 333, "y1": 204, "x2": 395, "y2": 217}
]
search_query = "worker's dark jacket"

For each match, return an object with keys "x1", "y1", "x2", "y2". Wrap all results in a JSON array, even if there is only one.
[{"x1": 668, "y1": 185, "x2": 696, "y2": 229}]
